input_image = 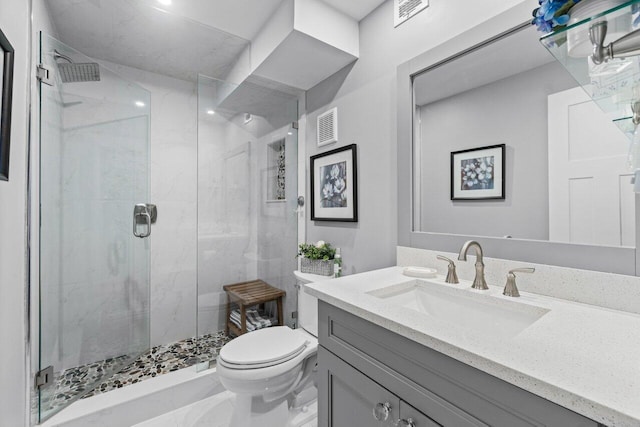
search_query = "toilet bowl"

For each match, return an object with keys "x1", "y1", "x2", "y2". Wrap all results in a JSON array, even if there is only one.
[{"x1": 216, "y1": 271, "x2": 326, "y2": 427}]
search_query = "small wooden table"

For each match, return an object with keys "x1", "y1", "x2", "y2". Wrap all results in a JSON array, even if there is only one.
[{"x1": 223, "y1": 279, "x2": 286, "y2": 336}]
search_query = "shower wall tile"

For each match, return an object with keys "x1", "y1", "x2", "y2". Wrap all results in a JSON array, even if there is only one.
[
  {"x1": 150, "y1": 269, "x2": 197, "y2": 346},
  {"x1": 102, "y1": 61, "x2": 199, "y2": 347}
]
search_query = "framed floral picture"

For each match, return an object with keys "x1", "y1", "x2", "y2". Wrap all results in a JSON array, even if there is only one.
[
  {"x1": 310, "y1": 144, "x2": 358, "y2": 222},
  {"x1": 451, "y1": 144, "x2": 505, "y2": 200}
]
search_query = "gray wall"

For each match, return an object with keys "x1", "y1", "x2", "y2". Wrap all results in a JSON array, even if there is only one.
[
  {"x1": 418, "y1": 62, "x2": 576, "y2": 240},
  {"x1": 0, "y1": 0, "x2": 33, "y2": 425},
  {"x1": 305, "y1": 0, "x2": 524, "y2": 275}
]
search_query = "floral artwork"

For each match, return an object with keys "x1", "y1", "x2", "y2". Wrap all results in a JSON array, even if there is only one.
[
  {"x1": 310, "y1": 144, "x2": 358, "y2": 222},
  {"x1": 320, "y1": 161, "x2": 348, "y2": 208},
  {"x1": 451, "y1": 144, "x2": 504, "y2": 200},
  {"x1": 460, "y1": 156, "x2": 494, "y2": 191}
]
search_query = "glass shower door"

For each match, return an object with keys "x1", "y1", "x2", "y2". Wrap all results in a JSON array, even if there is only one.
[
  {"x1": 196, "y1": 75, "x2": 299, "y2": 361},
  {"x1": 37, "y1": 34, "x2": 151, "y2": 422}
]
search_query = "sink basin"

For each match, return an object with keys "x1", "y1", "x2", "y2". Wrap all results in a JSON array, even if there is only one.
[{"x1": 368, "y1": 279, "x2": 549, "y2": 339}]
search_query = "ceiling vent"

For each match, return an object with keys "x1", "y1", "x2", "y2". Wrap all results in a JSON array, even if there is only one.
[{"x1": 317, "y1": 107, "x2": 338, "y2": 147}]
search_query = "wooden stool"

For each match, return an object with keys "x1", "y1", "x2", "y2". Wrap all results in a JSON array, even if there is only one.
[{"x1": 223, "y1": 279, "x2": 286, "y2": 336}]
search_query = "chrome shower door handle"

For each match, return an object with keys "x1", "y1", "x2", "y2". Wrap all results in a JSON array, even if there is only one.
[{"x1": 133, "y1": 204, "x2": 152, "y2": 238}]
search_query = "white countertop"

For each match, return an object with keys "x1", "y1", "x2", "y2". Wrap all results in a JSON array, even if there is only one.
[{"x1": 305, "y1": 266, "x2": 640, "y2": 427}]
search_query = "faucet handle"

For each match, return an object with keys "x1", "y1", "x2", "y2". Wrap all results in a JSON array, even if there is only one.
[
  {"x1": 503, "y1": 267, "x2": 535, "y2": 297},
  {"x1": 437, "y1": 255, "x2": 459, "y2": 284}
]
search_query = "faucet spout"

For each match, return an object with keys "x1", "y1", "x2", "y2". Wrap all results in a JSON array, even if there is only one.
[{"x1": 458, "y1": 240, "x2": 488, "y2": 290}]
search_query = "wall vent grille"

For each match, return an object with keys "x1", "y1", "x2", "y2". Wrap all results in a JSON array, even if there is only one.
[{"x1": 317, "y1": 107, "x2": 338, "y2": 147}]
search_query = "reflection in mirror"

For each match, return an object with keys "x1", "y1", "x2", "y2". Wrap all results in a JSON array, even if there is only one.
[
  {"x1": 0, "y1": 50, "x2": 4, "y2": 110},
  {"x1": 412, "y1": 25, "x2": 635, "y2": 248}
]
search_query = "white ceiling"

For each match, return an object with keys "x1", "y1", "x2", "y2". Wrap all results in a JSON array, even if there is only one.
[
  {"x1": 322, "y1": 0, "x2": 386, "y2": 21},
  {"x1": 414, "y1": 26, "x2": 555, "y2": 107},
  {"x1": 145, "y1": 0, "x2": 386, "y2": 40},
  {"x1": 45, "y1": 0, "x2": 384, "y2": 84},
  {"x1": 46, "y1": 0, "x2": 251, "y2": 82}
]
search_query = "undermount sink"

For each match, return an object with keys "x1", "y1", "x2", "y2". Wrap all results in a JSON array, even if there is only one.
[{"x1": 367, "y1": 279, "x2": 550, "y2": 339}]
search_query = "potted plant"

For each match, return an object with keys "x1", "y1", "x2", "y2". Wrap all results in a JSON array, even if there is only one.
[{"x1": 297, "y1": 240, "x2": 337, "y2": 276}]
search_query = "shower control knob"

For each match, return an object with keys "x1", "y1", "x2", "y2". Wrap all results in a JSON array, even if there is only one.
[
  {"x1": 373, "y1": 402, "x2": 392, "y2": 421},
  {"x1": 396, "y1": 418, "x2": 416, "y2": 427}
]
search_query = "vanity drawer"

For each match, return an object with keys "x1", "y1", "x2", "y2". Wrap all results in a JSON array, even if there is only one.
[{"x1": 319, "y1": 301, "x2": 598, "y2": 427}]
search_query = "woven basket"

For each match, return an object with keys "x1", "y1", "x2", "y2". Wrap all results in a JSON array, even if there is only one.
[{"x1": 300, "y1": 257, "x2": 334, "y2": 276}]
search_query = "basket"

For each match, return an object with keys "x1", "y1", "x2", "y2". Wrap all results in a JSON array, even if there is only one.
[{"x1": 300, "y1": 257, "x2": 334, "y2": 276}]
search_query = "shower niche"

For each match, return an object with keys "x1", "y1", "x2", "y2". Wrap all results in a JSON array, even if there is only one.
[{"x1": 266, "y1": 138, "x2": 286, "y2": 202}]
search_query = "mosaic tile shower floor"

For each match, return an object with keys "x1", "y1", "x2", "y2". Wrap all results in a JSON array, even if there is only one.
[{"x1": 39, "y1": 331, "x2": 231, "y2": 415}]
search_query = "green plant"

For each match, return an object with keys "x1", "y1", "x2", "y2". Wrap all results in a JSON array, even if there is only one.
[{"x1": 297, "y1": 241, "x2": 336, "y2": 260}]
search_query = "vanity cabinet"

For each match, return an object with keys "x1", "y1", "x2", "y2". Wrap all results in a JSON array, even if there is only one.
[
  {"x1": 319, "y1": 346, "x2": 439, "y2": 426},
  {"x1": 317, "y1": 301, "x2": 600, "y2": 427}
]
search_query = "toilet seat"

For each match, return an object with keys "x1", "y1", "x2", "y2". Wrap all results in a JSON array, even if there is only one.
[{"x1": 219, "y1": 326, "x2": 310, "y2": 369}]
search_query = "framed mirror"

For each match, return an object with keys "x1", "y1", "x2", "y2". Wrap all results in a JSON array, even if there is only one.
[
  {"x1": 397, "y1": 3, "x2": 639, "y2": 275},
  {"x1": 0, "y1": 26, "x2": 14, "y2": 181}
]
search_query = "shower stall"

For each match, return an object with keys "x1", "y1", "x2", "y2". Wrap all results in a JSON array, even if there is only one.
[{"x1": 33, "y1": 2, "x2": 301, "y2": 422}]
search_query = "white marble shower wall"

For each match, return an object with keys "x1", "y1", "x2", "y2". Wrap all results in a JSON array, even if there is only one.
[
  {"x1": 103, "y1": 61, "x2": 200, "y2": 347},
  {"x1": 196, "y1": 74, "x2": 300, "y2": 335},
  {"x1": 197, "y1": 92, "x2": 259, "y2": 335}
]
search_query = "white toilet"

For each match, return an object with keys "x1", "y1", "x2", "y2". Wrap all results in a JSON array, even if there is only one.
[{"x1": 216, "y1": 271, "x2": 323, "y2": 427}]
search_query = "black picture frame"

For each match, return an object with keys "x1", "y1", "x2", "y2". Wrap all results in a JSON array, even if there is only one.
[
  {"x1": 450, "y1": 144, "x2": 505, "y2": 201},
  {"x1": 0, "y1": 27, "x2": 14, "y2": 181},
  {"x1": 310, "y1": 144, "x2": 358, "y2": 222}
]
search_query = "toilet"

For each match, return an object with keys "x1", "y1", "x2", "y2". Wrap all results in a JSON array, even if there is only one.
[{"x1": 216, "y1": 271, "x2": 324, "y2": 427}]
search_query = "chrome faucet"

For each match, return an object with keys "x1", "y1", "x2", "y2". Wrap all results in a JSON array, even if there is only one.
[
  {"x1": 458, "y1": 240, "x2": 488, "y2": 290},
  {"x1": 436, "y1": 255, "x2": 459, "y2": 284},
  {"x1": 503, "y1": 267, "x2": 535, "y2": 297}
]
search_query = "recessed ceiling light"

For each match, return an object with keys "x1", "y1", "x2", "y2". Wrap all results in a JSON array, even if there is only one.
[
  {"x1": 287, "y1": 131, "x2": 293, "y2": 135},
  {"x1": 157, "y1": 0, "x2": 172, "y2": 5},
  {"x1": 135, "y1": 101, "x2": 146, "y2": 107},
  {"x1": 207, "y1": 109, "x2": 215, "y2": 115}
]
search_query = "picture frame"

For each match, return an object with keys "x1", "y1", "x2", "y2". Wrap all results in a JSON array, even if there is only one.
[
  {"x1": 310, "y1": 144, "x2": 358, "y2": 222},
  {"x1": 0, "y1": 27, "x2": 14, "y2": 181},
  {"x1": 451, "y1": 144, "x2": 505, "y2": 200}
]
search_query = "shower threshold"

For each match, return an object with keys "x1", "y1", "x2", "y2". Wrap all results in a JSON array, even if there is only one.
[
  {"x1": 40, "y1": 363, "x2": 226, "y2": 427},
  {"x1": 39, "y1": 331, "x2": 231, "y2": 421}
]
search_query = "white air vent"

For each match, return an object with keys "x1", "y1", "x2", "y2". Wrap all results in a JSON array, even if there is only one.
[{"x1": 317, "y1": 107, "x2": 338, "y2": 147}]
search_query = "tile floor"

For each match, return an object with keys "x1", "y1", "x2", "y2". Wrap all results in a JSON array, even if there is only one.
[
  {"x1": 133, "y1": 390, "x2": 318, "y2": 427},
  {"x1": 39, "y1": 331, "x2": 231, "y2": 416}
]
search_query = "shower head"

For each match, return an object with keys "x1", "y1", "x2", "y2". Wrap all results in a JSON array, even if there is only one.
[{"x1": 53, "y1": 49, "x2": 101, "y2": 83}]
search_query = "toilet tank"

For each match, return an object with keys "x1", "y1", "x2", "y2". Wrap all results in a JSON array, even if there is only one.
[
  {"x1": 298, "y1": 284, "x2": 318, "y2": 337},
  {"x1": 295, "y1": 271, "x2": 325, "y2": 337}
]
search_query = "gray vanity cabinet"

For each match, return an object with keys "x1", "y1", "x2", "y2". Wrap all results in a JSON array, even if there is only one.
[
  {"x1": 317, "y1": 301, "x2": 600, "y2": 427},
  {"x1": 319, "y1": 346, "x2": 440, "y2": 426}
]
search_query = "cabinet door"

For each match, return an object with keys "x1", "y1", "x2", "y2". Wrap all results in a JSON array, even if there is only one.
[
  {"x1": 399, "y1": 400, "x2": 441, "y2": 427},
  {"x1": 318, "y1": 346, "x2": 399, "y2": 427}
]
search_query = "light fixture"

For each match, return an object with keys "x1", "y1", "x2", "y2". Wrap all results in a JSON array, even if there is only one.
[
  {"x1": 157, "y1": 0, "x2": 172, "y2": 5},
  {"x1": 207, "y1": 109, "x2": 215, "y2": 115},
  {"x1": 287, "y1": 131, "x2": 293, "y2": 135},
  {"x1": 135, "y1": 101, "x2": 146, "y2": 107}
]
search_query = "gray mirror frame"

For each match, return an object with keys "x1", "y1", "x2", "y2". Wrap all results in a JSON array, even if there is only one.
[{"x1": 397, "y1": 3, "x2": 639, "y2": 276}]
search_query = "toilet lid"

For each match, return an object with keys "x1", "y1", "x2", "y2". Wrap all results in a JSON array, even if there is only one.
[{"x1": 219, "y1": 327, "x2": 309, "y2": 368}]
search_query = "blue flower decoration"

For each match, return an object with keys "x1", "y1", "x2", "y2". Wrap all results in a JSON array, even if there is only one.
[{"x1": 532, "y1": 0, "x2": 581, "y2": 33}]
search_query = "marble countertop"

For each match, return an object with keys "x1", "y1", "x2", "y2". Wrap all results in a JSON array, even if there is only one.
[{"x1": 305, "y1": 266, "x2": 640, "y2": 427}]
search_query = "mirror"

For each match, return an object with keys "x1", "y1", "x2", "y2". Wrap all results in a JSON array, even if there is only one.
[
  {"x1": 0, "y1": 26, "x2": 14, "y2": 181},
  {"x1": 412, "y1": 24, "x2": 635, "y2": 248},
  {"x1": 397, "y1": 3, "x2": 640, "y2": 275}
]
